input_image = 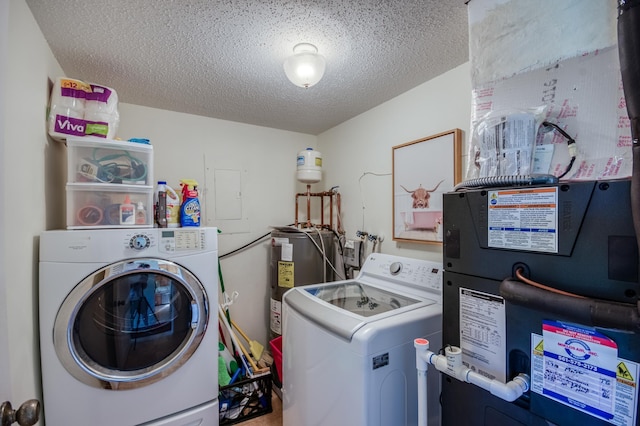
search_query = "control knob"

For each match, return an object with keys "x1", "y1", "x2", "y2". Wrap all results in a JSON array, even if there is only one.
[
  {"x1": 390, "y1": 261, "x2": 402, "y2": 275},
  {"x1": 129, "y1": 234, "x2": 150, "y2": 250}
]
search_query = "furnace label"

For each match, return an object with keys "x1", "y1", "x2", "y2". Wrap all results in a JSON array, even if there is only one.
[
  {"x1": 531, "y1": 328, "x2": 637, "y2": 425},
  {"x1": 459, "y1": 288, "x2": 506, "y2": 382},
  {"x1": 487, "y1": 187, "x2": 558, "y2": 253}
]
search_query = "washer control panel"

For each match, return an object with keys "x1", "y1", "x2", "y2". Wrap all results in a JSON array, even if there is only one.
[
  {"x1": 120, "y1": 229, "x2": 207, "y2": 253},
  {"x1": 159, "y1": 229, "x2": 205, "y2": 253},
  {"x1": 361, "y1": 254, "x2": 442, "y2": 293}
]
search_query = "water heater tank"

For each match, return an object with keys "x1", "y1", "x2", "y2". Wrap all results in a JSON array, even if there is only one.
[
  {"x1": 296, "y1": 148, "x2": 322, "y2": 184},
  {"x1": 269, "y1": 228, "x2": 335, "y2": 339}
]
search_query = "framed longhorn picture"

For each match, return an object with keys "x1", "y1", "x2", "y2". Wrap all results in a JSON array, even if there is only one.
[{"x1": 392, "y1": 129, "x2": 462, "y2": 244}]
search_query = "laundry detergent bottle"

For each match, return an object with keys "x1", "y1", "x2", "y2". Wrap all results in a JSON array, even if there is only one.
[
  {"x1": 158, "y1": 182, "x2": 180, "y2": 228},
  {"x1": 179, "y1": 179, "x2": 200, "y2": 227}
]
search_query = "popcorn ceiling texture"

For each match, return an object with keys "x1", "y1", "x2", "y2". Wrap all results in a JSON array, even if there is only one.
[{"x1": 25, "y1": 0, "x2": 469, "y2": 135}]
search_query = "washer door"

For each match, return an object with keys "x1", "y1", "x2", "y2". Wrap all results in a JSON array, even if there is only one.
[{"x1": 54, "y1": 258, "x2": 208, "y2": 390}]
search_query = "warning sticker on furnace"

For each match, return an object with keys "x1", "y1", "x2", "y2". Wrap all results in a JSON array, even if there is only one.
[
  {"x1": 531, "y1": 330, "x2": 639, "y2": 426},
  {"x1": 618, "y1": 362, "x2": 635, "y2": 382},
  {"x1": 487, "y1": 187, "x2": 558, "y2": 253}
]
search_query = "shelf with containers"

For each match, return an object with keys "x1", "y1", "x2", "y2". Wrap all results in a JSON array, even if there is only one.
[{"x1": 66, "y1": 137, "x2": 154, "y2": 229}]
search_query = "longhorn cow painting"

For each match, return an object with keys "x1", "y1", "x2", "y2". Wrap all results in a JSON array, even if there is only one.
[{"x1": 392, "y1": 129, "x2": 462, "y2": 244}]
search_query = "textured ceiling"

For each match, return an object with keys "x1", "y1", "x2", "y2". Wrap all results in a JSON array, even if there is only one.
[{"x1": 25, "y1": 0, "x2": 469, "y2": 135}]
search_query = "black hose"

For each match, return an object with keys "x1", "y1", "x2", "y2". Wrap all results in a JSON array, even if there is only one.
[
  {"x1": 500, "y1": 278, "x2": 640, "y2": 332},
  {"x1": 618, "y1": 1, "x2": 640, "y2": 278}
]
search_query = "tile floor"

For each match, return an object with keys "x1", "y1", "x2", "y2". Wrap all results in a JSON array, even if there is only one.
[{"x1": 241, "y1": 392, "x2": 282, "y2": 426}]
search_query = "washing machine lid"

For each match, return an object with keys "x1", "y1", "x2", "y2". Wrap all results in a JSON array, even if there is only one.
[{"x1": 285, "y1": 280, "x2": 435, "y2": 340}]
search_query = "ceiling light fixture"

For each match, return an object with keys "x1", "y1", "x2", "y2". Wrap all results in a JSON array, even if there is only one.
[{"x1": 283, "y1": 43, "x2": 326, "y2": 89}]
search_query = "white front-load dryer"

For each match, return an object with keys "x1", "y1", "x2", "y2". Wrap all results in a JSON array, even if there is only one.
[{"x1": 39, "y1": 227, "x2": 219, "y2": 426}]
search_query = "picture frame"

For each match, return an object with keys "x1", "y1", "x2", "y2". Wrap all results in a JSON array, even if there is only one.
[{"x1": 392, "y1": 129, "x2": 462, "y2": 244}]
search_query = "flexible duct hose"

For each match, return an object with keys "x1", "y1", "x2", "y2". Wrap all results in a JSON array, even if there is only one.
[
  {"x1": 618, "y1": 1, "x2": 640, "y2": 274},
  {"x1": 500, "y1": 278, "x2": 640, "y2": 333}
]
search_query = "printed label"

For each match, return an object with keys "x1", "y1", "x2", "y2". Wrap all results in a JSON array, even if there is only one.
[
  {"x1": 270, "y1": 298, "x2": 282, "y2": 335},
  {"x1": 532, "y1": 333, "x2": 638, "y2": 425},
  {"x1": 86, "y1": 84, "x2": 112, "y2": 102},
  {"x1": 278, "y1": 261, "x2": 294, "y2": 288},
  {"x1": 59, "y1": 78, "x2": 91, "y2": 98},
  {"x1": 85, "y1": 122, "x2": 108, "y2": 137},
  {"x1": 488, "y1": 187, "x2": 558, "y2": 253},
  {"x1": 60, "y1": 78, "x2": 92, "y2": 92},
  {"x1": 55, "y1": 115, "x2": 86, "y2": 137},
  {"x1": 542, "y1": 321, "x2": 617, "y2": 421},
  {"x1": 182, "y1": 199, "x2": 200, "y2": 225},
  {"x1": 54, "y1": 115, "x2": 109, "y2": 138},
  {"x1": 459, "y1": 288, "x2": 506, "y2": 382}
]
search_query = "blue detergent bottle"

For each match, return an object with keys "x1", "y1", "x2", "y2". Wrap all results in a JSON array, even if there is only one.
[{"x1": 179, "y1": 179, "x2": 200, "y2": 227}]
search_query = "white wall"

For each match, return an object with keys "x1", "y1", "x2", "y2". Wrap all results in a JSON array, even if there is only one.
[
  {"x1": 5, "y1": 0, "x2": 66, "y2": 414},
  {"x1": 318, "y1": 63, "x2": 472, "y2": 265}
]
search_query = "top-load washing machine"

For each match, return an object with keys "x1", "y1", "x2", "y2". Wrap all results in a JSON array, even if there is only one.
[
  {"x1": 282, "y1": 253, "x2": 443, "y2": 426},
  {"x1": 39, "y1": 227, "x2": 219, "y2": 426}
]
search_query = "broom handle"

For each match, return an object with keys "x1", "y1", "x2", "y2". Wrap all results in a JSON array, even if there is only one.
[
  {"x1": 237, "y1": 336, "x2": 267, "y2": 374},
  {"x1": 218, "y1": 306, "x2": 251, "y2": 375},
  {"x1": 230, "y1": 319, "x2": 251, "y2": 344}
]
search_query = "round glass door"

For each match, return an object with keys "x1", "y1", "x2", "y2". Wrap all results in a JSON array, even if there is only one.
[{"x1": 54, "y1": 258, "x2": 209, "y2": 390}]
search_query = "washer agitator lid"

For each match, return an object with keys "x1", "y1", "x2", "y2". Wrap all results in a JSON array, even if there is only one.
[{"x1": 53, "y1": 258, "x2": 208, "y2": 390}]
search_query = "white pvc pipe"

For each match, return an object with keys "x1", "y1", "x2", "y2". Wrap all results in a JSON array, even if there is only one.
[
  {"x1": 414, "y1": 338, "x2": 531, "y2": 426},
  {"x1": 413, "y1": 338, "x2": 430, "y2": 426}
]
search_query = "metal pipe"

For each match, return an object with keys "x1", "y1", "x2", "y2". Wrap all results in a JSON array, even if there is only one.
[
  {"x1": 306, "y1": 184, "x2": 311, "y2": 228},
  {"x1": 320, "y1": 193, "x2": 325, "y2": 228},
  {"x1": 329, "y1": 192, "x2": 334, "y2": 229},
  {"x1": 337, "y1": 193, "x2": 343, "y2": 233},
  {"x1": 293, "y1": 189, "x2": 343, "y2": 233}
]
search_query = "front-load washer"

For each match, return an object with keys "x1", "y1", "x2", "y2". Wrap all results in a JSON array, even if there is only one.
[
  {"x1": 282, "y1": 253, "x2": 443, "y2": 426},
  {"x1": 39, "y1": 227, "x2": 219, "y2": 426}
]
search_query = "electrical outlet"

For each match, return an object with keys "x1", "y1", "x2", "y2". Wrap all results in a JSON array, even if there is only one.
[{"x1": 344, "y1": 239, "x2": 362, "y2": 268}]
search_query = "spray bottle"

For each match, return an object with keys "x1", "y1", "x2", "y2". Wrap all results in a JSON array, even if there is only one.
[{"x1": 179, "y1": 179, "x2": 200, "y2": 227}]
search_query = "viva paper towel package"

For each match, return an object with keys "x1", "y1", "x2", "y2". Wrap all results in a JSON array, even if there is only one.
[
  {"x1": 179, "y1": 179, "x2": 200, "y2": 227},
  {"x1": 48, "y1": 77, "x2": 120, "y2": 141}
]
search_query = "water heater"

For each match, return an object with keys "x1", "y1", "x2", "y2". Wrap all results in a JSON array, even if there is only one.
[{"x1": 268, "y1": 228, "x2": 335, "y2": 340}]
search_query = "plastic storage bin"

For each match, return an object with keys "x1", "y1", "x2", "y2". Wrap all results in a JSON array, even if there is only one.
[
  {"x1": 219, "y1": 373, "x2": 272, "y2": 425},
  {"x1": 66, "y1": 137, "x2": 153, "y2": 186},
  {"x1": 66, "y1": 183, "x2": 153, "y2": 229},
  {"x1": 269, "y1": 336, "x2": 282, "y2": 386}
]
